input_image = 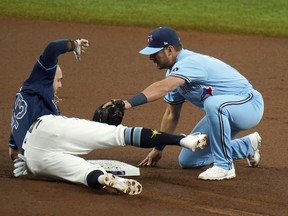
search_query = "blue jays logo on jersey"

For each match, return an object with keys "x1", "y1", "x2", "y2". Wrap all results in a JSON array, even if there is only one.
[{"x1": 200, "y1": 86, "x2": 213, "y2": 101}]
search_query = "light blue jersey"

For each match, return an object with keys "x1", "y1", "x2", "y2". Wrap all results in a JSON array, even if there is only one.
[
  {"x1": 163, "y1": 49, "x2": 264, "y2": 170},
  {"x1": 164, "y1": 49, "x2": 253, "y2": 108}
]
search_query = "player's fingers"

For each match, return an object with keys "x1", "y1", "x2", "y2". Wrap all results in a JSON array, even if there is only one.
[
  {"x1": 14, "y1": 161, "x2": 25, "y2": 168},
  {"x1": 14, "y1": 171, "x2": 24, "y2": 177},
  {"x1": 138, "y1": 157, "x2": 148, "y2": 166},
  {"x1": 145, "y1": 157, "x2": 156, "y2": 167},
  {"x1": 22, "y1": 170, "x2": 28, "y2": 175},
  {"x1": 13, "y1": 167, "x2": 23, "y2": 175},
  {"x1": 151, "y1": 161, "x2": 158, "y2": 167},
  {"x1": 103, "y1": 101, "x2": 114, "y2": 108},
  {"x1": 14, "y1": 171, "x2": 21, "y2": 177},
  {"x1": 82, "y1": 39, "x2": 89, "y2": 44},
  {"x1": 137, "y1": 160, "x2": 147, "y2": 166},
  {"x1": 147, "y1": 158, "x2": 153, "y2": 166},
  {"x1": 13, "y1": 158, "x2": 22, "y2": 164},
  {"x1": 18, "y1": 154, "x2": 26, "y2": 161}
]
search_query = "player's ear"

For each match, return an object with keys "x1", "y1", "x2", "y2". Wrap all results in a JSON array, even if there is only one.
[{"x1": 166, "y1": 45, "x2": 174, "y2": 56}]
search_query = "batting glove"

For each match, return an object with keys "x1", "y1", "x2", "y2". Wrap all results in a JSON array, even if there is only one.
[
  {"x1": 73, "y1": 39, "x2": 89, "y2": 61},
  {"x1": 13, "y1": 154, "x2": 29, "y2": 177}
]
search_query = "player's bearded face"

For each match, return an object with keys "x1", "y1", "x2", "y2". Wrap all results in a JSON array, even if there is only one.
[
  {"x1": 53, "y1": 65, "x2": 63, "y2": 103},
  {"x1": 53, "y1": 66, "x2": 63, "y2": 94},
  {"x1": 149, "y1": 47, "x2": 173, "y2": 70}
]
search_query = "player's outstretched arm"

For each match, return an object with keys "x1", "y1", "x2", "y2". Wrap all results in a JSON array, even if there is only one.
[{"x1": 40, "y1": 39, "x2": 89, "y2": 68}]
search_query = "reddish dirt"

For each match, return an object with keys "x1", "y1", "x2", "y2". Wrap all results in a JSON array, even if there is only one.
[{"x1": 0, "y1": 17, "x2": 287, "y2": 216}]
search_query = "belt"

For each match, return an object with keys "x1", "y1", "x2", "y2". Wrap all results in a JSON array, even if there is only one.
[{"x1": 28, "y1": 119, "x2": 42, "y2": 133}]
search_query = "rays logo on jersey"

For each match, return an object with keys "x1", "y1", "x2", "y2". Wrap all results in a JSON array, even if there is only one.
[{"x1": 200, "y1": 86, "x2": 213, "y2": 101}]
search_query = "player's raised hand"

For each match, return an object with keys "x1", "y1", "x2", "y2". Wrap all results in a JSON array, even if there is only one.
[{"x1": 74, "y1": 39, "x2": 89, "y2": 61}]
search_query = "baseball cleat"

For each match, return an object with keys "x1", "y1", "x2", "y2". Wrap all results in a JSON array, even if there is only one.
[
  {"x1": 103, "y1": 173, "x2": 142, "y2": 195},
  {"x1": 180, "y1": 133, "x2": 208, "y2": 152},
  {"x1": 247, "y1": 132, "x2": 262, "y2": 167},
  {"x1": 198, "y1": 166, "x2": 236, "y2": 180}
]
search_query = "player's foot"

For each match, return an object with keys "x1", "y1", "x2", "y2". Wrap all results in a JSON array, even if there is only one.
[
  {"x1": 180, "y1": 133, "x2": 208, "y2": 152},
  {"x1": 198, "y1": 166, "x2": 236, "y2": 180},
  {"x1": 103, "y1": 173, "x2": 142, "y2": 195},
  {"x1": 247, "y1": 132, "x2": 261, "y2": 167}
]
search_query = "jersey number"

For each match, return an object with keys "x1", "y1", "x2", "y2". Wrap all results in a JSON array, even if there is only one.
[{"x1": 11, "y1": 93, "x2": 27, "y2": 131}]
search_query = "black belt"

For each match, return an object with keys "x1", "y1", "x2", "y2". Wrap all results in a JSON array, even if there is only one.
[{"x1": 28, "y1": 119, "x2": 42, "y2": 133}]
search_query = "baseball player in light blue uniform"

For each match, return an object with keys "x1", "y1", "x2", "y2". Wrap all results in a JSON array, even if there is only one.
[
  {"x1": 126, "y1": 27, "x2": 264, "y2": 180},
  {"x1": 9, "y1": 37, "x2": 208, "y2": 194}
]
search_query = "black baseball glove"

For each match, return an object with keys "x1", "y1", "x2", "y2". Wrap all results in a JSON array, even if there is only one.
[{"x1": 92, "y1": 100, "x2": 125, "y2": 126}]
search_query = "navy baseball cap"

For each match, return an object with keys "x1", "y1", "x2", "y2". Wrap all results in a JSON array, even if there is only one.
[{"x1": 139, "y1": 27, "x2": 180, "y2": 55}]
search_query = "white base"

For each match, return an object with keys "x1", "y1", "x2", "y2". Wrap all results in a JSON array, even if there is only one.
[{"x1": 87, "y1": 160, "x2": 140, "y2": 176}]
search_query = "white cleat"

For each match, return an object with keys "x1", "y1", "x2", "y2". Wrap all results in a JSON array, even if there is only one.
[
  {"x1": 180, "y1": 133, "x2": 208, "y2": 152},
  {"x1": 103, "y1": 173, "x2": 142, "y2": 195},
  {"x1": 198, "y1": 166, "x2": 236, "y2": 180},
  {"x1": 247, "y1": 132, "x2": 262, "y2": 167}
]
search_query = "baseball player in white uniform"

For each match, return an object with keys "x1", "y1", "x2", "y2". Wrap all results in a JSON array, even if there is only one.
[
  {"x1": 123, "y1": 27, "x2": 264, "y2": 180},
  {"x1": 9, "y1": 38, "x2": 207, "y2": 195}
]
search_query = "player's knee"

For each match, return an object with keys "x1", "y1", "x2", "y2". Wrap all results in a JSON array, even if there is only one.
[
  {"x1": 86, "y1": 170, "x2": 105, "y2": 189},
  {"x1": 178, "y1": 154, "x2": 213, "y2": 169},
  {"x1": 178, "y1": 155, "x2": 200, "y2": 169}
]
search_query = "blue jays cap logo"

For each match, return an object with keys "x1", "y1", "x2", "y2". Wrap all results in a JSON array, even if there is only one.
[{"x1": 147, "y1": 35, "x2": 153, "y2": 43}]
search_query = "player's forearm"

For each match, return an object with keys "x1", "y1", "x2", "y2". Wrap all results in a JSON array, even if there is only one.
[
  {"x1": 9, "y1": 147, "x2": 19, "y2": 161},
  {"x1": 160, "y1": 110, "x2": 179, "y2": 134},
  {"x1": 160, "y1": 119, "x2": 178, "y2": 134},
  {"x1": 142, "y1": 76, "x2": 185, "y2": 103},
  {"x1": 142, "y1": 81, "x2": 171, "y2": 102},
  {"x1": 154, "y1": 114, "x2": 177, "y2": 152},
  {"x1": 160, "y1": 103, "x2": 182, "y2": 133},
  {"x1": 155, "y1": 104, "x2": 182, "y2": 151},
  {"x1": 127, "y1": 76, "x2": 185, "y2": 108},
  {"x1": 126, "y1": 83, "x2": 170, "y2": 108},
  {"x1": 41, "y1": 39, "x2": 75, "y2": 68}
]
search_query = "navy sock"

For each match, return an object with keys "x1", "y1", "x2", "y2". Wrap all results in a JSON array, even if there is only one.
[
  {"x1": 86, "y1": 170, "x2": 105, "y2": 189},
  {"x1": 124, "y1": 127, "x2": 184, "y2": 148}
]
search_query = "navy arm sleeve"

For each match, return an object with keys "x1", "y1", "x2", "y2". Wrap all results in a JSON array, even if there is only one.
[
  {"x1": 8, "y1": 133, "x2": 17, "y2": 149},
  {"x1": 40, "y1": 39, "x2": 75, "y2": 68}
]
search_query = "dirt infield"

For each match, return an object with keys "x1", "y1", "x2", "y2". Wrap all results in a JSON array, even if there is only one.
[{"x1": 0, "y1": 17, "x2": 287, "y2": 216}]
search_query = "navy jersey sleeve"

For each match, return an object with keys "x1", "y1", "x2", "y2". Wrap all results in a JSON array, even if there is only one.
[
  {"x1": 26, "y1": 40, "x2": 74, "y2": 84},
  {"x1": 9, "y1": 133, "x2": 17, "y2": 149},
  {"x1": 40, "y1": 39, "x2": 74, "y2": 68}
]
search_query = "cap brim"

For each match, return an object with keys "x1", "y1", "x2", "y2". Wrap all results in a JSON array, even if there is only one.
[{"x1": 139, "y1": 47, "x2": 164, "y2": 55}]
